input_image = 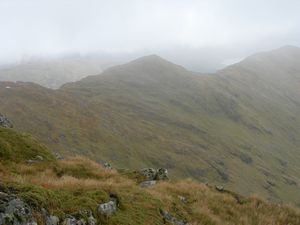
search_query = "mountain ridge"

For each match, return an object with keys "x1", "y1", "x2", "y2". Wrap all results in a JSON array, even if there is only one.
[{"x1": 0, "y1": 46, "x2": 299, "y2": 206}]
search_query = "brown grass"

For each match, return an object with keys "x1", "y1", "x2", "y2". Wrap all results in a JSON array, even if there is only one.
[
  {"x1": 147, "y1": 180, "x2": 300, "y2": 225},
  {"x1": 9, "y1": 156, "x2": 134, "y2": 191},
  {"x1": 1, "y1": 156, "x2": 300, "y2": 225}
]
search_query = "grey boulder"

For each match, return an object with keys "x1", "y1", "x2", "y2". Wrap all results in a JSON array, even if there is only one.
[
  {"x1": 0, "y1": 192, "x2": 37, "y2": 225},
  {"x1": 215, "y1": 185, "x2": 224, "y2": 192},
  {"x1": 0, "y1": 114, "x2": 13, "y2": 128},
  {"x1": 156, "y1": 168, "x2": 169, "y2": 180},
  {"x1": 161, "y1": 210, "x2": 190, "y2": 225},
  {"x1": 140, "y1": 168, "x2": 157, "y2": 180},
  {"x1": 98, "y1": 198, "x2": 117, "y2": 217},
  {"x1": 103, "y1": 162, "x2": 112, "y2": 170},
  {"x1": 46, "y1": 215, "x2": 59, "y2": 225}
]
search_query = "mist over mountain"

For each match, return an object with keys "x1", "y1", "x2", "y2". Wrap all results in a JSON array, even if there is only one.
[
  {"x1": 1, "y1": 1, "x2": 300, "y2": 224},
  {"x1": 1, "y1": 46, "x2": 299, "y2": 207},
  {"x1": 0, "y1": 46, "x2": 250, "y2": 89},
  {"x1": 0, "y1": 54, "x2": 131, "y2": 88}
]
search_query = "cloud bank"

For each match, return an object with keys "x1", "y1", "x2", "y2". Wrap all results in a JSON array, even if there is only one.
[{"x1": 0, "y1": 0, "x2": 299, "y2": 70}]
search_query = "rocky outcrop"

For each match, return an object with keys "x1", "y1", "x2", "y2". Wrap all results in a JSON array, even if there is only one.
[
  {"x1": 215, "y1": 185, "x2": 224, "y2": 192},
  {"x1": 139, "y1": 168, "x2": 169, "y2": 188},
  {"x1": 160, "y1": 210, "x2": 190, "y2": 225},
  {"x1": 54, "y1": 153, "x2": 64, "y2": 160},
  {"x1": 0, "y1": 191, "x2": 98, "y2": 225},
  {"x1": 0, "y1": 192, "x2": 37, "y2": 225},
  {"x1": 140, "y1": 168, "x2": 157, "y2": 180},
  {"x1": 156, "y1": 168, "x2": 169, "y2": 180},
  {"x1": 140, "y1": 168, "x2": 169, "y2": 181},
  {"x1": 103, "y1": 162, "x2": 112, "y2": 170},
  {"x1": 0, "y1": 114, "x2": 13, "y2": 128},
  {"x1": 98, "y1": 198, "x2": 118, "y2": 217}
]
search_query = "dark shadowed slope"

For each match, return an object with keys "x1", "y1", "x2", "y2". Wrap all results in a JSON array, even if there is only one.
[{"x1": 0, "y1": 47, "x2": 299, "y2": 206}]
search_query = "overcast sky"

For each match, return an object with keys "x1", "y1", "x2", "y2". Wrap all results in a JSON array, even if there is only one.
[{"x1": 0, "y1": 0, "x2": 300, "y2": 71}]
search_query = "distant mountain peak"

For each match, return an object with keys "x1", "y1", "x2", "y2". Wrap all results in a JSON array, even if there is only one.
[
  {"x1": 221, "y1": 45, "x2": 300, "y2": 72},
  {"x1": 120, "y1": 54, "x2": 188, "y2": 74},
  {"x1": 130, "y1": 54, "x2": 174, "y2": 65},
  {"x1": 277, "y1": 45, "x2": 300, "y2": 51},
  {"x1": 262, "y1": 45, "x2": 300, "y2": 57}
]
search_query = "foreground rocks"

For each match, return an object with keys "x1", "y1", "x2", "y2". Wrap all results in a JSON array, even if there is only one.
[
  {"x1": 0, "y1": 192, "x2": 37, "y2": 225},
  {"x1": 0, "y1": 114, "x2": 13, "y2": 128},
  {"x1": 139, "y1": 168, "x2": 169, "y2": 188},
  {"x1": 0, "y1": 191, "x2": 98, "y2": 225}
]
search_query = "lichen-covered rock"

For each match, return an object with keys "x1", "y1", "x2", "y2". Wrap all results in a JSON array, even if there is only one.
[
  {"x1": 42, "y1": 208, "x2": 60, "y2": 225},
  {"x1": 62, "y1": 216, "x2": 77, "y2": 225},
  {"x1": 46, "y1": 215, "x2": 59, "y2": 225},
  {"x1": 178, "y1": 195, "x2": 187, "y2": 203},
  {"x1": 156, "y1": 168, "x2": 169, "y2": 180},
  {"x1": 215, "y1": 185, "x2": 224, "y2": 192},
  {"x1": 140, "y1": 168, "x2": 169, "y2": 181},
  {"x1": 0, "y1": 114, "x2": 13, "y2": 128},
  {"x1": 98, "y1": 198, "x2": 117, "y2": 217},
  {"x1": 139, "y1": 180, "x2": 157, "y2": 188},
  {"x1": 54, "y1": 152, "x2": 64, "y2": 160},
  {"x1": 103, "y1": 162, "x2": 112, "y2": 170},
  {"x1": 36, "y1": 155, "x2": 44, "y2": 161},
  {"x1": 87, "y1": 215, "x2": 97, "y2": 225},
  {"x1": 161, "y1": 210, "x2": 190, "y2": 225},
  {"x1": 62, "y1": 210, "x2": 96, "y2": 225},
  {"x1": 140, "y1": 168, "x2": 157, "y2": 180},
  {"x1": 62, "y1": 216, "x2": 87, "y2": 225},
  {"x1": 0, "y1": 192, "x2": 37, "y2": 225}
]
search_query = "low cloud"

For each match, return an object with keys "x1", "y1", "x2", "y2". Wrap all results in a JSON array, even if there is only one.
[{"x1": 0, "y1": 0, "x2": 299, "y2": 70}]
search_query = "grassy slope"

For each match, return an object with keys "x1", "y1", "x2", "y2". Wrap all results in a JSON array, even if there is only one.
[
  {"x1": 0, "y1": 128, "x2": 299, "y2": 225},
  {"x1": 0, "y1": 127, "x2": 55, "y2": 163},
  {"x1": 0, "y1": 48, "x2": 299, "y2": 206}
]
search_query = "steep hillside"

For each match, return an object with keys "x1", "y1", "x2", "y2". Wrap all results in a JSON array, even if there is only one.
[
  {"x1": 0, "y1": 128, "x2": 55, "y2": 163},
  {"x1": 0, "y1": 47, "x2": 299, "y2": 206},
  {"x1": 1, "y1": 128, "x2": 299, "y2": 225}
]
